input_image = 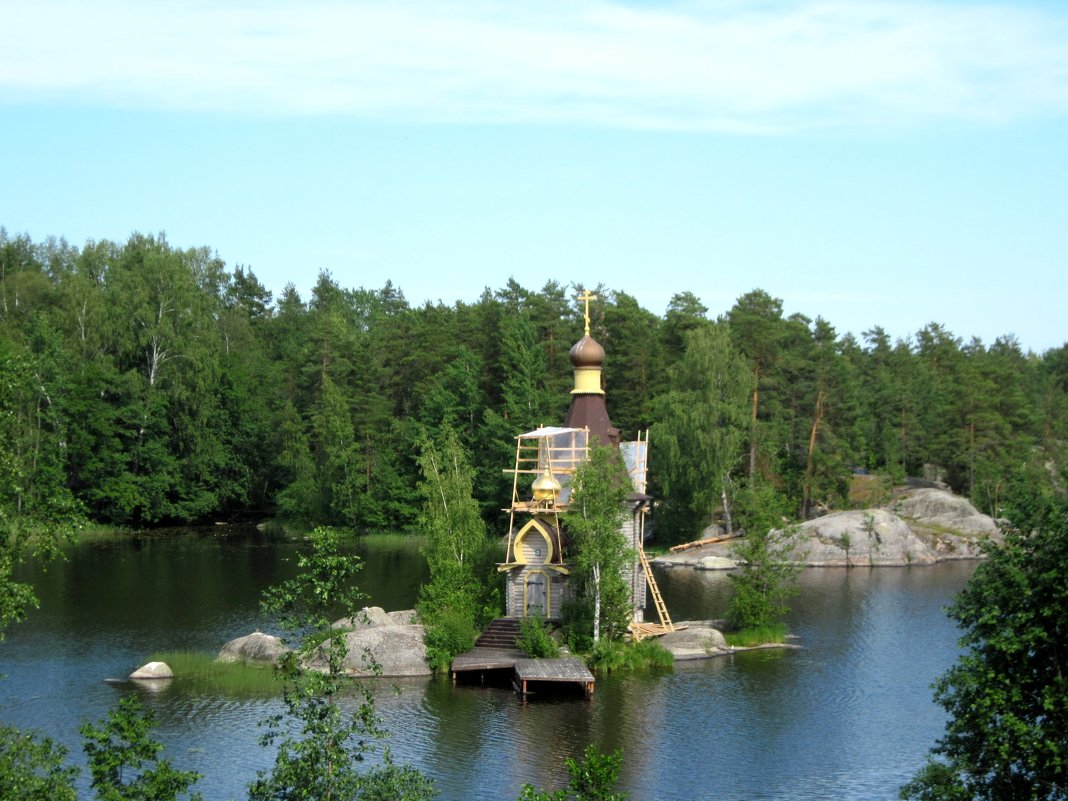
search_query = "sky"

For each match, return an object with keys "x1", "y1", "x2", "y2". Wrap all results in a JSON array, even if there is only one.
[{"x1": 2, "y1": 0, "x2": 1067, "y2": 352}]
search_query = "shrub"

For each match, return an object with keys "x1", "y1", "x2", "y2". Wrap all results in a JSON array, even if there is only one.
[
  {"x1": 517, "y1": 617, "x2": 560, "y2": 658},
  {"x1": 422, "y1": 605, "x2": 477, "y2": 673}
]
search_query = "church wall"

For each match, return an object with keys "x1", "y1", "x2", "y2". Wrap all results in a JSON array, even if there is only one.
[{"x1": 620, "y1": 509, "x2": 646, "y2": 623}]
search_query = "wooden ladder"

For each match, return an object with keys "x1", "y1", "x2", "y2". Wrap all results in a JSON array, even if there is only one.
[{"x1": 639, "y1": 543, "x2": 673, "y2": 632}]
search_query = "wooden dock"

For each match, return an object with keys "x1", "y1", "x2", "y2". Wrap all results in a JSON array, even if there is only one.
[
  {"x1": 514, "y1": 657, "x2": 595, "y2": 697},
  {"x1": 451, "y1": 649, "x2": 595, "y2": 697}
]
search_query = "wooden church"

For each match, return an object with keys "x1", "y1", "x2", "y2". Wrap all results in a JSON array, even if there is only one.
[{"x1": 496, "y1": 292, "x2": 672, "y2": 640}]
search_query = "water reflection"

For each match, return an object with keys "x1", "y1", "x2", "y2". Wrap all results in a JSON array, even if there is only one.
[{"x1": 1, "y1": 531, "x2": 973, "y2": 800}]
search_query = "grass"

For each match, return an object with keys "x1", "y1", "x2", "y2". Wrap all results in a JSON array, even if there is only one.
[
  {"x1": 585, "y1": 638, "x2": 675, "y2": 673},
  {"x1": 147, "y1": 651, "x2": 284, "y2": 696},
  {"x1": 723, "y1": 623, "x2": 788, "y2": 648}
]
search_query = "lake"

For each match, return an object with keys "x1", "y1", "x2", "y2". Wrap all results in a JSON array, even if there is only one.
[{"x1": 0, "y1": 527, "x2": 972, "y2": 800}]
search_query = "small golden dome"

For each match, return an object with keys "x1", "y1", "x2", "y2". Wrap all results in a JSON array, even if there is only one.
[
  {"x1": 569, "y1": 335, "x2": 605, "y2": 368},
  {"x1": 532, "y1": 469, "x2": 563, "y2": 502}
]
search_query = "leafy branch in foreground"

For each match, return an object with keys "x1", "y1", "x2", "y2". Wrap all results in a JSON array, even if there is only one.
[
  {"x1": 81, "y1": 694, "x2": 202, "y2": 801},
  {"x1": 0, "y1": 726, "x2": 77, "y2": 801},
  {"x1": 249, "y1": 526, "x2": 434, "y2": 801},
  {"x1": 517, "y1": 744, "x2": 628, "y2": 801},
  {"x1": 900, "y1": 495, "x2": 1068, "y2": 801}
]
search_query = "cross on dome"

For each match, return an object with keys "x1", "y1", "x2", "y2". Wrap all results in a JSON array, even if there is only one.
[{"x1": 577, "y1": 289, "x2": 598, "y2": 336}]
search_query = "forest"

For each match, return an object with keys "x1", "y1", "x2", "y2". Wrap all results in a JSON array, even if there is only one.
[{"x1": 2, "y1": 228, "x2": 1066, "y2": 544}]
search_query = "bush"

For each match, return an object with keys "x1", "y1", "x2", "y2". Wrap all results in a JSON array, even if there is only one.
[
  {"x1": 517, "y1": 617, "x2": 560, "y2": 658},
  {"x1": 422, "y1": 605, "x2": 477, "y2": 673},
  {"x1": 560, "y1": 597, "x2": 594, "y2": 654}
]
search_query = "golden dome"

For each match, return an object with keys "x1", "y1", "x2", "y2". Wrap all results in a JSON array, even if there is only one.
[{"x1": 531, "y1": 469, "x2": 563, "y2": 502}]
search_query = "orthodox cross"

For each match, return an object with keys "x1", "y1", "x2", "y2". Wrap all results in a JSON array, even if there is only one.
[{"x1": 578, "y1": 289, "x2": 598, "y2": 336}]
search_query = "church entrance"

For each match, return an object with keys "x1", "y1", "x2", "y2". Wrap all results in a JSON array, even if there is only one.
[{"x1": 524, "y1": 571, "x2": 549, "y2": 617}]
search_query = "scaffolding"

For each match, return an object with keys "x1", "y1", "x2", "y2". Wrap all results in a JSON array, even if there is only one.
[
  {"x1": 501, "y1": 426, "x2": 675, "y2": 639},
  {"x1": 503, "y1": 427, "x2": 589, "y2": 564}
]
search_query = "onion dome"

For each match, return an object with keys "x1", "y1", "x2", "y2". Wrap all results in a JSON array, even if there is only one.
[
  {"x1": 531, "y1": 469, "x2": 563, "y2": 502},
  {"x1": 569, "y1": 335, "x2": 605, "y2": 368}
]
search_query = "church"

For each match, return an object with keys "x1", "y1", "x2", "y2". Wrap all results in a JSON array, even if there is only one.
[{"x1": 495, "y1": 292, "x2": 671, "y2": 639}]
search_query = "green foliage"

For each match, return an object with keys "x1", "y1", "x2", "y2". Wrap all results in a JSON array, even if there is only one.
[
  {"x1": 517, "y1": 616, "x2": 560, "y2": 659},
  {"x1": 653, "y1": 322, "x2": 751, "y2": 541},
  {"x1": 0, "y1": 228, "x2": 1065, "y2": 539},
  {"x1": 0, "y1": 726, "x2": 77, "y2": 801},
  {"x1": 723, "y1": 623, "x2": 788, "y2": 647},
  {"x1": 727, "y1": 483, "x2": 802, "y2": 631},
  {"x1": 559, "y1": 597, "x2": 595, "y2": 654},
  {"x1": 566, "y1": 446, "x2": 633, "y2": 645},
  {"x1": 415, "y1": 427, "x2": 497, "y2": 672},
  {"x1": 421, "y1": 599, "x2": 477, "y2": 673},
  {"x1": 81, "y1": 694, "x2": 203, "y2": 801},
  {"x1": 250, "y1": 526, "x2": 434, "y2": 801},
  {"x1": 901, "y1": 498, "x2": 1068, "y2": 801},
  {"x1": 585, "y1": 639, "x2": 674, "y2": 673},
  {"x1": 516, "y1": 744, "x2": 628, "y2": 801}
]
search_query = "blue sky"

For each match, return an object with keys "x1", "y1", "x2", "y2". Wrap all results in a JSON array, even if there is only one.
[{"x1": 2, "y1": 0, "x2": 1067, "y2": 352}]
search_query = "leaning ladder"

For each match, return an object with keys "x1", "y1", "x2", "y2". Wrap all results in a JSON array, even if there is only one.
[
  {"x1": 631, "y1": 510, "x2": 675, "y2": 640},
  {"x1": 640, "y1": 541, "x2": 672, "y2": 631}
]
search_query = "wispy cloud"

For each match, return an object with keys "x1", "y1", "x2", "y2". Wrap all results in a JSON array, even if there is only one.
[{"x1": 3, "y1": 0, "x2": 1067, "y2": 131}]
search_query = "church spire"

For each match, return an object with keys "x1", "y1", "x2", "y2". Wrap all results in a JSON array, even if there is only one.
[{"x1": 564, "y1": 289, "x2": 619, "y2": 446}]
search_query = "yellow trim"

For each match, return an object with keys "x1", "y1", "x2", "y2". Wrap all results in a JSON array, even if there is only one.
[
  {"x1": 523, "y1": 569, "x2": 552, "y2": 618},
  {"x1": 571, "y1": 367, "x2": 604, "y2": 395},
  {"x1": 497, "y1": 562, "x2": 570, "y2": 575},
  {"x1": 513, "y1": 518, "x2": 554, "y2": 564}
]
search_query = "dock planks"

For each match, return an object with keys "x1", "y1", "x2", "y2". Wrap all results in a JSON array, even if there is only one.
[
  {"x1": 451, "y1": 650, "x2": 596, "y2": 697},
  {"x1": 514, "y1": 657, "x2": 595, "y2": 697}
]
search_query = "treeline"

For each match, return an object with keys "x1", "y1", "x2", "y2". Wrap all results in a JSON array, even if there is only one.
[{"x1": 1, "y1": 229, "x2": 1066, "y2": 541}]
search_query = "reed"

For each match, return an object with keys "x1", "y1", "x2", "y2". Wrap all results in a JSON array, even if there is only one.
[
  {"x1": 586, "y1": 638, "x2": 674, "y2": 673},
  {"x1": 147, "y1": 651, "x2": 283, "y2": 696},
  {"x1": 723, "y1": 623, "x2": 787, "y2": 647}
]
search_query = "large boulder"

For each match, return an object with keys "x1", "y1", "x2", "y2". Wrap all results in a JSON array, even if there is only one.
[
  {"x1": 775, "y1": 509, "x2": 938, "y2": 567},
  {"x1": 659, "y1": 622, "x2": 729, "y2": 660},
  {"x1": 129, "y1": 661, "x2": 173, "y2": 679},
  {"x1": 218, "y1": 631, "x2": 289, "y2": 664},
  {"x1": 305, "y1": 624, "x2": 430, "y2": 677}
]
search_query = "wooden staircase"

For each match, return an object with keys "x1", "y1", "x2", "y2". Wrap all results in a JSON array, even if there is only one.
[{"x1": 475, "y1": 617, "x2": 523, "y2": 649}]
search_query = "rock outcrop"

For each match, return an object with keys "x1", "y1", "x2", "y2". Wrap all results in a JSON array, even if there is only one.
[
  {"x1": 306, "y1": 622, "x2": 430, "y2": 677},
  {"x1": 890, "y1": 488, "x2": 1000, "y2": 559},
  {"x1": 653, "y1": 487, "x2": 1000, "y2": 568},
  {"x1": 219, "y1": 608, "x2": 429, "y2": 677},
  {"x1": 218, "y1": 631, "x2": 290, "y2": 664}
]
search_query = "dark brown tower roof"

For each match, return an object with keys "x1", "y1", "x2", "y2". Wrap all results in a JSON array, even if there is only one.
[
  {"x1": 564, "y1": 333, "x2": 618, "y2": 446},
  {"x1": 565, "y1": 393, "x2": 620, "y2": 447}
]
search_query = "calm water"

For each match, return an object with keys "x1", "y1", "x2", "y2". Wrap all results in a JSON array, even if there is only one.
[{"x1": 0, "y1": 528, "x2": 972, "y2": 800}]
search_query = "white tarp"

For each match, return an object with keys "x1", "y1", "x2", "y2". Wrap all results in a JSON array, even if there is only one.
[{"x1": 620, "y1": 441, "x2": 649, "y2": 494}]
